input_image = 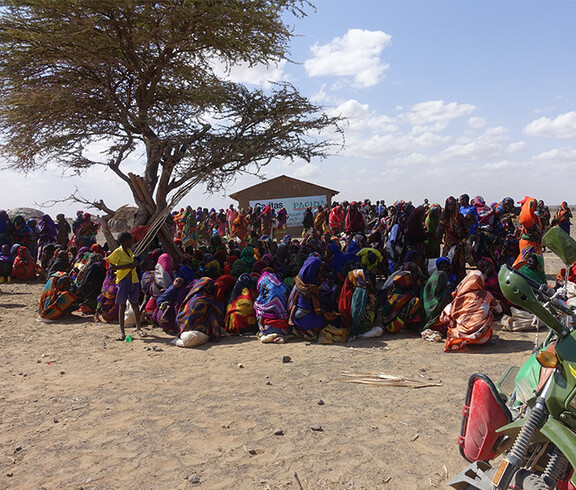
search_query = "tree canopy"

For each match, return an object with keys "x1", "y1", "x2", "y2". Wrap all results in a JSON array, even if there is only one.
[{"x1": 0, "y1": 0, "x2": 342, "y2": 231}]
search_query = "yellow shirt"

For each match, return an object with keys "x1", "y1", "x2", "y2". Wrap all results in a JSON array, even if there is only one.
[{"x1": 107, "y1": 246, "x2": 138, "y2": 283}]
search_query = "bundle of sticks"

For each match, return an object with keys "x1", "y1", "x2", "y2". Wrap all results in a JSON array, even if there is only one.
[{"x1": 341, "y1": 371, "x2": 442, "y2": 388}]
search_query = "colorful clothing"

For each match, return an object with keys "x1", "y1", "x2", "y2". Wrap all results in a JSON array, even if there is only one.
[
  {"x1": 176, "y1": 277, "x2": 223, "y2": 340},
  {"x1": 225, "y1": 273, "x2": 258, "y2": 335},
  {"x1": 442, "y1": 270, "x2": 501, "y2": 352},
  {"x1": 514, "y1": 197, "x2": 543, "y2": 266},
  {"x1": 338, "y1": 269, "x2": 376, "y2": 338},
  {"x1": 96, "y1": 268, "x2": 119, "y2": 322},
  {"x1": 329, "y1": 205, "x2": 344, "y2": 233},
  {"x1": 12, "y1": 246, "x2": 40, "y2": 280},
  {"x1": 107, "y1": 245, "x2": 138, "y2": 283},
  {"x1": 288, "y1": 256, "x2": 325, "y2": 332},
  {"x1": 421, "y1": 270, "x2": 451, "y2": 332},
  {"x1": 39, "y1": 272, "x2": 78, "y2": 320},
  {"x1": 552, "y1": 201, "x2": 572, "y2": 235},
  {"x1": 381, "y1": 271, "x2": 422, "y2": 333},
  {"x1": 254, "y1": 272, "x2": 290, "y2": 336},
  {"x1": 518, "y1": 254, "x2": 547, "y2": 285}
]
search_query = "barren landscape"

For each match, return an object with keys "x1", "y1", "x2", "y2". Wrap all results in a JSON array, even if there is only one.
[{"x1": 0, "y1": 250, "x2": 566, "y2": 489}]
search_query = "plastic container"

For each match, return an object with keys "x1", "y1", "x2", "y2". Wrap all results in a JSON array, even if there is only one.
[{"x1": 125, "y1": 335, "x2": 132, "y2": 342}]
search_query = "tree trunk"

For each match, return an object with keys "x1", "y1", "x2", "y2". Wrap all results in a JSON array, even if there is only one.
[{"x1": 99, "y1": 215, "x2": 118, "y2": 250}]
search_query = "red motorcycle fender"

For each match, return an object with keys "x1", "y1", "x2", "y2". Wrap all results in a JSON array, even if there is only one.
[{"x1": 458, "y1": 373, "x2": 513, "y2": 462}]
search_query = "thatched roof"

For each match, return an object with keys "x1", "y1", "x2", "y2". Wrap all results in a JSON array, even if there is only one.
[
  {"x1": 113, "y1": 205, "x2": 138, "y2": 220},
  {"x1": 7, "y1": 207, "x2": 44, "y2": 221}
]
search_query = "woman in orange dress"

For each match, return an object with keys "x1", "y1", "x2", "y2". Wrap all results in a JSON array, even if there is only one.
[
  {"x1": 231, "y1": 209, "x2": 249, "y2": 247},
  {"x1": 514, "y1": 196, "x2": 543, "y2": 266},
  {"x1": 441, "y1": 270, "x2": 502, "y2": 352}
]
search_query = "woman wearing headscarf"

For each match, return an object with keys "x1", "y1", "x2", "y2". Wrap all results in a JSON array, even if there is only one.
[
  {"x1": 11, "y1": 215, "x2": 32, "y2": 250},
  {"x1": 47, "y1": 249, "x2": 70, "y2": 277},
  {"x1": 230, "y1": 257, "x2": 249, "y2": 279},
  {"x1": 176, "y1": 277, "x2": 224, "y2": 345},
  {"x1": 74, "y1": 213, "x2": 98, "y2": 248},
  {"x1": 254, "y1": 271, "x2": 291, "y2": 342},
  {"x1": 232, "y1": 209, "x2": 249, "y2": 247},
  {"x1": 0, "y1": 244, "x2": 13, "y2": 283},
  {"x1": 518, "y1": 253, "x2": 547, "y2": 285},
  {"x1": 153, "y1": 265, "x2": 195, "y2": 334},
  {"x1": 329, "y1": 204, "x2": 345, "y2": 234},
  {"x1": 477, "y1": 256, "x2": 512, "y2": 315},
  {"x1": 325, "y1": 240, "x2": 347, "y2": 276},
  {"x1": 551, "y1": 201, "x2": 573, "y2": 235},
  {"x1": 441, "y1": 270, "x2": 502, "y2": 352},
  {"x1": 177, "y1": 206, "x2": 197, "y2": 249},
  {"x1": 338, "y1": 269, "x2": 378, "y2": 339},
  {"x1": 225, "y1": 273, "x2": 259, "y2": 335},
  {"x1": 473, "y1": 196, "x2": 494, "y2": 227},
  {"x1": 514, "y1": 197, "x2": 543, "y2": 266},
  {"x1": 288, "y1": 256, "x2": 328, "y2": 340},
  {"x1": 0, "y1": 211, "x2": 12, "y2": 247},
  {"x1": 143, "y1": 253, "x2": 174, "y2": 319},
  {"x1": 239, "y1": 245, "x2": 256, "y2": 271},
  {"x1": 387, "y1": 212, "x2": 409, "y2": 272},
  {"x1": 12, "y1": 246, "x2": 41, "y2": 280},
  {"x1": 421, "y1": 270, "x2": 452, "y2": 333},
  {"x1": 344, "y1": 202, "x2": 365, "y2": 235},
  {"x1": 424, "y1": 204, "x2": 442, "y2": 258},
  {"x1": 95, "y1": 267, "x2": 120, "y2": 322},
  {"x1": 276, "y1": 207, "x2": 288, "y2": 237},
  {"x1": 209, "y1": 233, "x2": 226, "y2": 255},
  {"x1": 38, "y1": 215, "x2": 58, "y2": 251},
  {"x1": 380, "y1": 270, "x2": 422, "y2": 333},
  {"x1": 75, "y1": 252, "x2": 106, "y2": 314},
  {"x1": 313, "y1": 205, "x2": 328, "y2": 234},
  {"x1": 536, "y1": 200, "x2": 551, "y2": 229},
  {"x1": 436, "y1": 196, "x2": 468, "y2": 283},
  {"x1": 404, "y1": 206, "x2": 428, "y2": 254},
  {"x1": 302, "y1": 206, "x2": 314, "y2": 233},
  {"x1": 259, "y1": 206, "x2": 274, "y2": 236},
  {"x1": 39, "y1": 272, "x2": 78, "y2": 321}
]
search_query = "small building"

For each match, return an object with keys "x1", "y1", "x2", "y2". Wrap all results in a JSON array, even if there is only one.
[
  {"x1": 108, "y1": 205, "x2": 138, "y2": 233},
  {"x1": 229, "y1": 175, "x2": 339, "y2": 235}
]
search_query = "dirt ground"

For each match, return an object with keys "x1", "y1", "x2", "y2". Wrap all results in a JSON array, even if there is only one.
[{"x1": 0, "y1": 249, "x2": 568, "y2": 489}]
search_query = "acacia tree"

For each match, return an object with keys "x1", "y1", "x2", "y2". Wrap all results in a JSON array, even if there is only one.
[{"x1": 0, "y1": 0, "x2": 341, "y2": 249}]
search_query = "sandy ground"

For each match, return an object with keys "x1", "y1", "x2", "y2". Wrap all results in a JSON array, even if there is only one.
[{"x1": 0, "y1": 249, "x2": 568, "y2": 490}]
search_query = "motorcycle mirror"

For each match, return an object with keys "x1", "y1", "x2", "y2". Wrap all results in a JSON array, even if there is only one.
[
  {"x1": 542, "y1": 226, "x2": 576, "y2": 265},
  {"x1": 536, "y1": 351, "x2": 558, "y2": 369}
]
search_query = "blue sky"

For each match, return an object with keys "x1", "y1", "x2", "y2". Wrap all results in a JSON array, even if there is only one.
[{"x1": 4, "y1": 0, "x2": 576, "y2": 216}]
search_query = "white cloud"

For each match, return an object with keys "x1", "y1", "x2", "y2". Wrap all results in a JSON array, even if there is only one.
[
  {"x1": 434, "y1": 126, "x2": 511, "y2": 163},
  {"x1": 305, "y1": 29, "x2": 391, "y2": 88},
  {"x1": 531, "y1": 147, "x2": 576, "y2": 170},
  {"x1": 534, "y1": 105, "x2": 556, "y2": 114},
  {"x1": 507, "y1": 142, "x2": 526, "y2": 153},
  {"x1": 386, "y1": 153, "x2": 429, "y2": 167},
  {"x1": 406, "y1": 100, "x2": 477, "y2": 133},
  {"x1": 467, "y1": 116, "x2": 486, "y2": 129},
  {"x1": 211, "y1": 58, "x2": 288, "y2": 88},
  {"x1": 330, "y1": 99, "x2": 397, "y2": 133},
  {"x1": 292, "y1": 163, "x2": 322, "y2": 179},
  {"x1": 524, "y1": 111, "x2": 576, "y2": 139}
]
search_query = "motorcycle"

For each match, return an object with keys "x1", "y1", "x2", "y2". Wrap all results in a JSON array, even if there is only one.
[{"x1": 448, "y1": 226, "x2": 576, "y2": 489}]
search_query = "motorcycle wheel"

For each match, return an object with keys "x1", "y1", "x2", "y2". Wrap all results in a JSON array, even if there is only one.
[
  {"x1": 513, "y1": 469, "x2": 549, "y2": 490},
  {"x1": 461, "y1": 468, "x2": 548, "y2": 490}
]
